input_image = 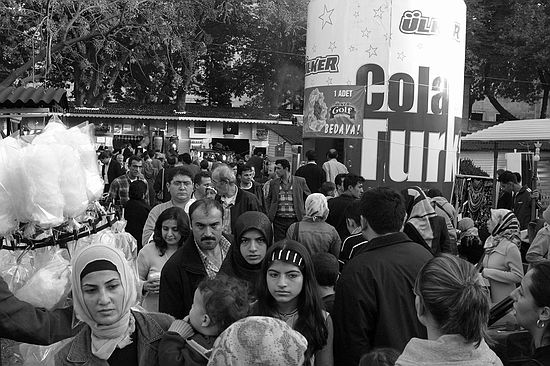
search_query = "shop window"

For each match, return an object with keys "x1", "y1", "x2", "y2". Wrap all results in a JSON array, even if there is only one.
[
  {"x1": 470, "y1": 112, "x2": 483, "y2": 121},
  {"x1": 223, "y1": 122, "x2": 239, "y2": 135},
  {"x1": 194, "y1": 121, "x2": 207, "y2": 134}
]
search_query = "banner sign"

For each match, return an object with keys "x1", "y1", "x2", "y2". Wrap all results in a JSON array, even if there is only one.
[{"x1": 303, "y1": 85, "x2": 366, "y2": 137}]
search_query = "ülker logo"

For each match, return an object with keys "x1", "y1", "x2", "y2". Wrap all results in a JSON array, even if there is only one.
[{"x1": 399, "y1": 10, "x2": 460, "y2": 41}]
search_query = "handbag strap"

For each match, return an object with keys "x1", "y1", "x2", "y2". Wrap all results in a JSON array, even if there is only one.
[{"x1": 293, "y1": 222, "x2": 300, "y2": 242}]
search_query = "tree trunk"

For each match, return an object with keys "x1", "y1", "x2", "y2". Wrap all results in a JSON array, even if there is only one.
[
  {"x1": 486, "y1": 93, "x2": 518, "y2": 121},
  {"x1": 540, "y1": 87, "x2": 549, "y2": 119},
  {"x1": 176, "y1": 88, "x2": 187, "y2": 112}
]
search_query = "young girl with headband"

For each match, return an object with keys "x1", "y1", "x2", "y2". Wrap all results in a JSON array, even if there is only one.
[{"x1": 256, "y1": 239, "x2": 333, "y2": 365}]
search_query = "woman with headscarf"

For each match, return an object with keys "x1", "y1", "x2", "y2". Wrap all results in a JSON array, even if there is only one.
[
  {"x1": 286, "y1": 193, "x2": 341, "y2": 258},
  {"x1": 402, "y1": 187, "x2": 453, "y2": 255},
  {"x1": 219, "y1": 211, "x2": 273, "y2": 299},
  {"x1": 54, "y1": 244, "x2": 173, "y2": 366},
  {"x1": 481, "y1": 209, "x2": 524, "y2": 304}
]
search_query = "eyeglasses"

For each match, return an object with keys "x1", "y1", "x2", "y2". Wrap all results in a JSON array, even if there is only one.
[
  {"x1": 212, "y1": 179, "x2": 229, "y2": 186},
  {"x1": 171, "y1": 180, "x2": 193, "y2": 187}
]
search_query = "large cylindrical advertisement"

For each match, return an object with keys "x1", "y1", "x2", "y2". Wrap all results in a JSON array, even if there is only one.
[{"x1": 304, "y1": 0, "x2": 466, "y2": 194}]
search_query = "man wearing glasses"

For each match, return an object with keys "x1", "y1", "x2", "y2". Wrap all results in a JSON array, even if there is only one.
[
  {"x1": 211, "y1": 164, "x2": 261, "y2": 235},
  {"x1": 141, "y1": 167, "x2": 196, "y2": 244},
  {"x1": 109, "y1": 155, "x2": 149, "y2": 207}
]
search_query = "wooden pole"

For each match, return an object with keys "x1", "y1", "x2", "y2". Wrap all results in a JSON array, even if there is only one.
[{"x1": 492, "y1": 142, "x2": 499, "y2": 208}]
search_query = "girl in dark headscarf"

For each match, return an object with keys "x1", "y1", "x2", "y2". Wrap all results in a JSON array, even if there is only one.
[
  {"x1": 219, "y1": 211, "x2": 273, "y2": 298},
  {"x1": 402, "y1": 186, "x2": 454, "y2": 255}
]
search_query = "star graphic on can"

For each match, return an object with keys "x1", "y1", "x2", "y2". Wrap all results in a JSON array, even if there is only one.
[
  {"x1": 373, "y1": 6, "x2": 384, "y2": 19},
  {"x1": 326, "y1": 77, "x2": 333, "y2": 85},
  {"x1": 397, "y1": 51, "x2": 406, "y2": 61},
  {"x1": 328, "y1": 41, "x2": 337, "y2": 52},
  {"x1": 366, "y1": 45, "x2": 378, "y2": 57},
  {"x1": 384, "y1": 32, "x2": 392, "y2": 42},
  {"x1": 319, "y1": 5, "x2": 335, "y2": 29},
  {"x1": 361, "y1": 27, "x2": 371, "y2": 38},
  {"x1": 349, "y1": 45, "x2": 357, "y2": 52}
]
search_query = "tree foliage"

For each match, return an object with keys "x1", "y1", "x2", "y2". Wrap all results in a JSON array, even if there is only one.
[
  {"x1": 0, "y1": 0, "x2": 232, "y2": 108},
  {"x1": 465, "y1": 0, "x2": 550, "y2": 118}
]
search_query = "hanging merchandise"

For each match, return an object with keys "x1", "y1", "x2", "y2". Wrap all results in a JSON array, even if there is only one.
[
  {"x1": 0, "y1": 115, "x2": 104, "y2": 239},
  {"x1": 452, "y1": 174, "x2": 494, "y2": 242},
  {"x1": 14, "y1": 250, "x2": 71, "y2": 310}
]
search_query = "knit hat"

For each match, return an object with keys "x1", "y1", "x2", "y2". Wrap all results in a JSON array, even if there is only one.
[{"x1": 207, "y1": 316, "x2": 308, "y2": 366}]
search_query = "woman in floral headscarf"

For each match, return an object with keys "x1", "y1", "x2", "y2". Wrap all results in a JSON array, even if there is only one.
[
  {"x1": 481, "y1": 209, "x2": 524, "y2": 304},
  {"x1": 286, "y1": 193, "x2": 341, "y2": 258},
  {"x1": 54, "y1": 244, "x2": 173, "y2": 366}
]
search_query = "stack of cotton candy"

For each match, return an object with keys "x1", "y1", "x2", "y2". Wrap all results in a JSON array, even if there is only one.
[
  {"x1": 64, "y1": 123, "x2": 103, "y2": 202},
  {"x1": 20, "y1": 143, "x2": 65, "y2": 227},
  {"x1": 0, "y1": 137, "x2": 23, "y2": 236}
]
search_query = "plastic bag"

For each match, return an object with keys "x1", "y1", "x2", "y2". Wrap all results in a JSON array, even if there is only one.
[
  {"x1": 15, "y1": 250, "x2": 71, "y2": 310},
  {"x1": 20, "y1": 144, "x2": 65, "y2": 227},
  {"x1": 19, "y1": 337, "x2": 73, "y2": 366},
  {"x1": 0, "y1": 136, "x2": 23, "y2": 235},
  {"x1": 64, "y1": 123, "x2": 103, "y2": 202},
  {"x1": 0, "y1": 249, "x2": 34, "y2": 293}
]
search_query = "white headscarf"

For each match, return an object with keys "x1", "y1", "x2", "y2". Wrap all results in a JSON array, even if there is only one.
[
  {"x1": 304, "y1": 193, "x2": 329, "y2": 222},
  {"x1": 71, "y1": 244, "x2": 138, "y2": 360}
]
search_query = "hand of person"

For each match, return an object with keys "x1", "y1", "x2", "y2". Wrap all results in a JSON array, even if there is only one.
[
  {"x1": 531, "y1": 189, "x2": 540, "y2": 200},
  {"x1": 168, "y1": 317, "x2": 195, "y2": 338},
  {"x1": 143, "y1": 278, "x2": 160, "y2": 294}
]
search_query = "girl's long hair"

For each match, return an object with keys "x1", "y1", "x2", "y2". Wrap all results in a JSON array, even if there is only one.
[
  {"x1": 152, "y1": 207, "x2": 190, "y2": 256},
  {"x1": 256, "y1": 239, "x2": 328, "y2": 361}
]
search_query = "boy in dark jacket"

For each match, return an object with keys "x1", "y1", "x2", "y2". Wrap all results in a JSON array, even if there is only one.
[{"x1": 159, "y1": 275, "x2": 250, "y2": 365}]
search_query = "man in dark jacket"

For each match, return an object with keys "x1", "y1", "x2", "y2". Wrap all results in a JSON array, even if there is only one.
[
  {"x1": 99, "y1": 151, "x2": 125, "y2": 193},
  {"x1": 159, "y1": 199, "x2": 233, "y2": 319},
  {"x1": 333, "y1": 187, "x2": 433, "y2": 366},
  {"x1": 237, "y1": 163, "x2": 266, "y2": 212},
  {"x1": 212, "y1": 164, "x2": 261, "y2": 235},
  {"x1": 295, "y1": 150, "x2": 326, "y2": 193},
  {"x1": 326, "y1": 174, "x2": 364, "y2": 241},
  {"x1": 498, "y1": 170, "x2": 534, "y2": 230}
]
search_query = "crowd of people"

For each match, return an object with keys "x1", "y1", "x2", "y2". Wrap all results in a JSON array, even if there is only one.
[{"x1": 1, "y1": 145, "x2": 550, "y2": 366}]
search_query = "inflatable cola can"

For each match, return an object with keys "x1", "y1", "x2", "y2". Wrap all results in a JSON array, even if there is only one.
[{"x1": 304, "y1": 0, "x2": 466, "y2": 195}]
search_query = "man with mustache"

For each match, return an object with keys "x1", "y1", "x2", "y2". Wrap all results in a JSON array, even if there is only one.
[{"x1": 159, "y1": 198, "x2": 232, "y2": 319}]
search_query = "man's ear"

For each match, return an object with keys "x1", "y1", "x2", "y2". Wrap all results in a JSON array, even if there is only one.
[
  {"x1": 201, "y1": 314, "x2": 212, "y2": 328},
  {"x1": 540, "y1": 306, "x2": 550, "y2": 322}
]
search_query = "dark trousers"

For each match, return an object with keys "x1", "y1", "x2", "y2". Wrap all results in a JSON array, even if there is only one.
[{"x1": 273, "y1": 216, "x2": 298, "y2": 242}]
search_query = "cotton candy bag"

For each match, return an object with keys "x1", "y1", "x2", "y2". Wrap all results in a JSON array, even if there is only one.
[
  {"x1": 0, "y1": 136, "x2": 23, "y2": 235},
  {"x1": 63, "y1": 123, "x2": 103, "y2": 202}
]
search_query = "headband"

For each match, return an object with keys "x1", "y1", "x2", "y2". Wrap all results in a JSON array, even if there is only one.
[
  {"x1": 270, "y1": 248, "x2": 304, "y2": 269},
  {"x1": 80, "y1": 259, "x2": 118, "y2": 280}
]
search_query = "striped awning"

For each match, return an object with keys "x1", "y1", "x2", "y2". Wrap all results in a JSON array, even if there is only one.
[
  {"x1": 462, "y1": 119, "x2": 550, "y2": 142},
  {"x1": 0, "y1": 86, "x2": 68, "y2": 109}
]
